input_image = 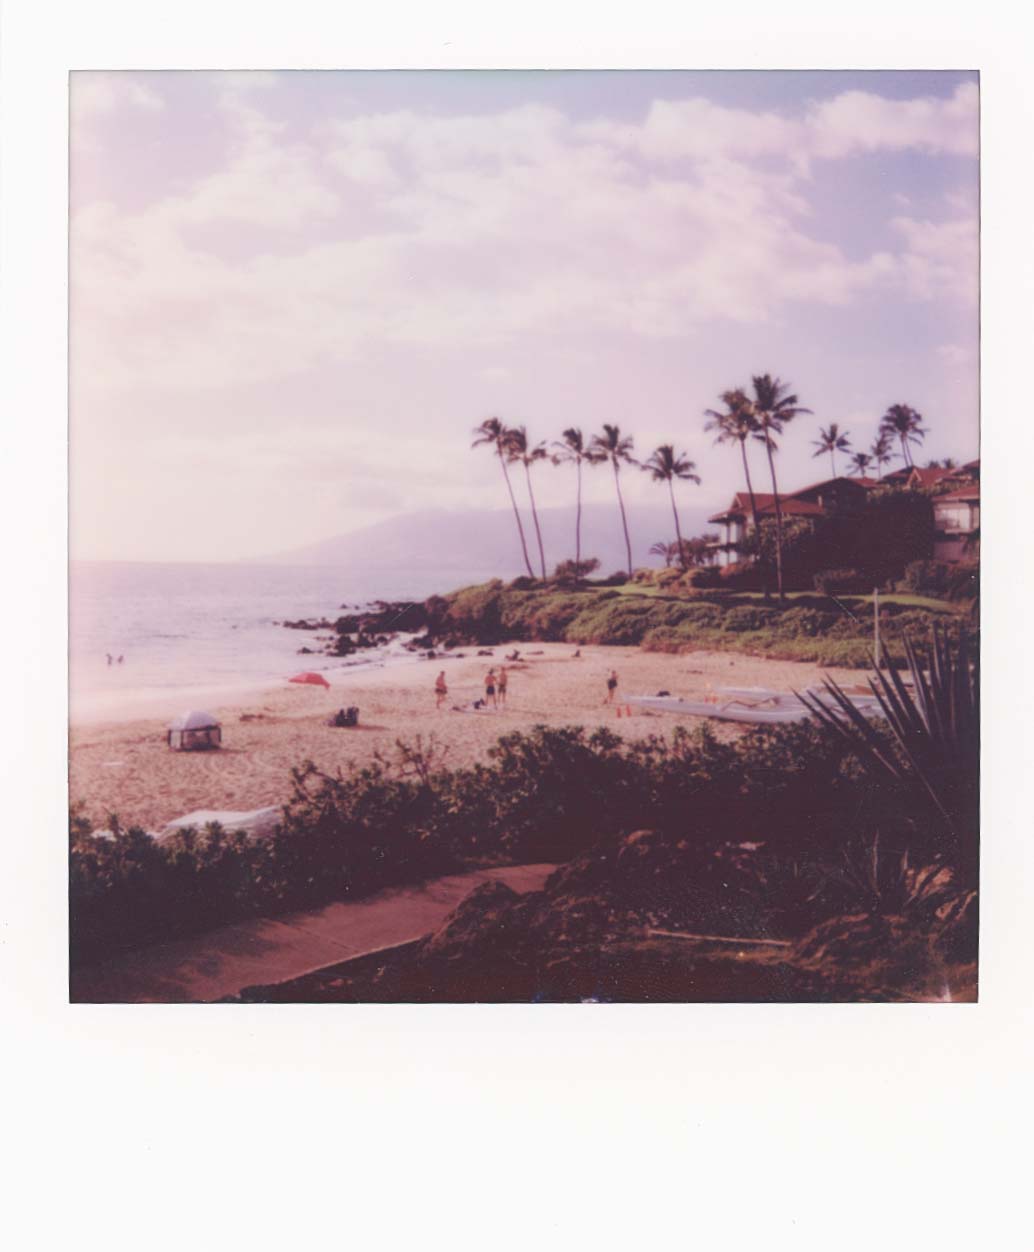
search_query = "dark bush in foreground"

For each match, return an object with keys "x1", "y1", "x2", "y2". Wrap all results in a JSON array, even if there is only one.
[{"x1": 71, "y1": 698, "x2": 977, "y2": 973}]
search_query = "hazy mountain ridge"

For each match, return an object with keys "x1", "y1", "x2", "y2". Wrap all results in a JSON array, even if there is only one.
[{"x1": 252, "y1": 503, "x2": 716, "y2": 587}]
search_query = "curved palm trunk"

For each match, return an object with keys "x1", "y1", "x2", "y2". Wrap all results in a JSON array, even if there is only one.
[
  {"x1": 667, "y1": 479, "x2": 685, "y2": 569},
  {"x1": 498, "y1": 451, "x2": 534, "y2": 578},
  {"x1": 612, "y1": 460, "x2": 633, "y2": 577},
  {"x1": 739, "y1": 438, "x2": 769, "y2": 600},
  {"x1": 900, "y1": 435, "x2": 911, "y2": 468},
  {"x1": 763, "y1": 435, "x2": 786, "y2": 600},
  {"x1": 523, "y1": 461, "x2": 547, "y2": 581},
  {"x1": 829, "y1": 448, "x2": 836, "y2": 478},
  {"x1": 575, "y1": 458, "x2": 583, "y2": 567}
]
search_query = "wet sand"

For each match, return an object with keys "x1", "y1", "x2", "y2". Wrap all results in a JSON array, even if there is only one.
[{"x1": 70, "y1": 643, "x2": 865, "y2": 831}]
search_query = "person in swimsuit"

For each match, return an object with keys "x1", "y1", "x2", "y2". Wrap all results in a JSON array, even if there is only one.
[
  {"x1": 497, "y1": 666, "x2": 508, "y2": 708},
  {"x1": 606, "y1": 670, "x2": 618, "y2": 703},
  {"x1": 435, "y1": 671, "x2": 448, "y2": 709},
  {"x1": 485, "y1": 668, "x2": 497, "y2": 708}
]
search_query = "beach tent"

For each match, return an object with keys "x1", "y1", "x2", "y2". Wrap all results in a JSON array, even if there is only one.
[
  {"x1": 288, "y1": 671, "x2": 331, "y2": 688},
  {"x1": 167, "y1": 710, "x2": 222, "y2": 751}
]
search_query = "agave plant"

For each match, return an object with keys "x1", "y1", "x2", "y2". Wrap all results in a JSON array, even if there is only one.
[{"x1": 798, "y1": 626, "x2": 978, "y2": 884}]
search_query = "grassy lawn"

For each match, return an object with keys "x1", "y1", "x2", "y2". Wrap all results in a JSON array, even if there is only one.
[{"x1": 608, "y1": 583, "x2": 956, "y2": 614}]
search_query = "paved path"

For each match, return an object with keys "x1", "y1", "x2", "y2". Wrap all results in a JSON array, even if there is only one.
[{"x1": 70, "y1": 863, "x2": 557, "y2": 1004}]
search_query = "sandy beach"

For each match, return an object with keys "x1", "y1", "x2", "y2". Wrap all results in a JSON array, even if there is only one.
[{"x1": 69, "y1": 643, "x2": 868, "y2": 832}]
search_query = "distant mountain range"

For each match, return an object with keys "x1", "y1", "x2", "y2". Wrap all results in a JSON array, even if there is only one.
[{"x1": 251, "y1": 502, "x2": 717, "y2": 597}]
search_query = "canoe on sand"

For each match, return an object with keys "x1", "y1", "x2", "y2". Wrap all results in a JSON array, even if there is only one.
[{"x1": 628, "y1": 686, "x2": 883, "y2": 725}]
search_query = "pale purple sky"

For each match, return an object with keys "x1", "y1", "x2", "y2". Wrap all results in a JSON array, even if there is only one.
[{"x1": 69, "y1": 70, "x2": 978, "y2": 562}]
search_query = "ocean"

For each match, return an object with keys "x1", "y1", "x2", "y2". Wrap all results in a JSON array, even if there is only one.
[{"x1": 69, "y1": 561, "x2": 431, "y2": 720}]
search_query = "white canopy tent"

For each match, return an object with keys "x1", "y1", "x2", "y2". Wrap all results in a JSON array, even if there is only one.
[{"x1": 167, "y1": 710, "x2": 222, "y2": 751}]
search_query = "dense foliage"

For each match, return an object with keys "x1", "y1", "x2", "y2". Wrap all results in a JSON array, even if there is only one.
[
  {"x1": 71, "y1": 704, "x2": 976, "y2": 969},
  {"x1": 424, "y1": 580, "x2": 966, "y2": 667},
  {"x1": 902, "y1": 559, "x2": 979, "y2": 602}
]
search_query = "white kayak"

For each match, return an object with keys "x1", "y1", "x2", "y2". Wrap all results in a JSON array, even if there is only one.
[{"x1": 628, "y1": 685, "x2": 882, "y2": 725}]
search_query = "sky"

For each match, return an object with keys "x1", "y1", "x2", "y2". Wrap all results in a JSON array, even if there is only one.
[{"x1": 69, "y1": 70, "x2": 979, "y2": 562}]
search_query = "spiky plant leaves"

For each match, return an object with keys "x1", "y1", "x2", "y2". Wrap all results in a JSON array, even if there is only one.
[{"x1": 798, "y1": 625, "x2": 978, "y2": 883}]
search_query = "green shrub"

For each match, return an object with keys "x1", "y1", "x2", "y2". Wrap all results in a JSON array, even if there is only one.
[
  {"x1": 814, "y1": 568, "x2": 869, "y2": 595},
  {"x1": 901, "y1": 560, "x2": 953, "y2": 597},
  {"x1": 946, "y1": 563, "x2": 979, "y2": 602},
  {"x1": 551, "y1": 558, "x2": 600, "y2": 584},
  {"x1": 723, "y1": 605, "x2": 778, "y2": 633},
  {"x1": 688, "y1": 566, "x2": 722, "y2": 588}
]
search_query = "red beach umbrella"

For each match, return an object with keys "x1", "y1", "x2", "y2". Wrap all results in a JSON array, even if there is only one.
[{"x1": 288, "y1": 671, "x2": 331, "y2": 688}]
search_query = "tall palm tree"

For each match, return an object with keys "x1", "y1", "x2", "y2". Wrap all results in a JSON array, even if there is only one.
[
  {"x1": 879, "y1": 403, "x2": 928, "y2": 468},
  {"x1": 705, "y1": 388, "x2": 768, "y2": 596},
  {"x1": 505, "y1": 425, "x2": 549, "y2": 581},
  {"x1": 472, "y1": 418, "x2": 534, "y2": 578},
  {"x1": 811, "y1": 422, "x2": 852, "y2": 478},
  {"x1": 871, "y1": 430, "x2": 894, "y2": 480},
  {"x1": 552, "y1": 427, "x2": 598, "y2": 567},
  {"x1": 589, "y1": 424, "x2": 637, "y2": 577},
  {"x1": 848, "y1": 451, "x2": 873, "y2": 477},
  {"x1": 641, "y1": 444, "x2": 701, "y2": 569},
  {"x1": 750, "y1": 374, "x2": 812, "y2": 601}
]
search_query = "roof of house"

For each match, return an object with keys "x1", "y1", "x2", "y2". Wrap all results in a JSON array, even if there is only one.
[
  {"x1": 708, "y1": 493, "x2": 827, "y2": 523},
  {"x1": 935, "y1": 484, "x2": 980, "y2": 503}
]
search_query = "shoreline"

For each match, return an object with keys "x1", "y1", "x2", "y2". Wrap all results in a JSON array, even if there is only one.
[{"x1": 69, "y1": 641, "x2": 868, "y2": 833}]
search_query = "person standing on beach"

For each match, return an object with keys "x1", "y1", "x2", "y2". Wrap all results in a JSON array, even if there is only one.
[
  {"x1": 497, "y1": 666, "x2": 508, "y2": 708},
  {"x1": 605, "y1": 669, "x2": 619, "y2": 704},
  {"x1": 435, "y1": 671, "x2": 448, "y2": 709},
  {"x1": 485, "y1": 668, "x2": 498, "y2": 709}
]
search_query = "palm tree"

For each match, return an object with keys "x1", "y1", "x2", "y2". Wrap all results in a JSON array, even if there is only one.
[
  {"x1": 505, "y1": 425, "x2": 549, "y2": 581},
  {"x1": 641, "y1": 444, "x2": 700, "y2": 569},
  {"x1": 552, "y1": 427, "x2": 597, "y2": 567},
  {"x1": 871, "y1": 431, "x2": 894, "y2": 480},
  {"x1": 704, "y1": 388, "x2": 767, "y2": 596},
  {"x1": 750, "y1": 374, "x2": 812, "y2": 600},
  {"x1": 589, "y1": 424, "x2": 637, "y2": 577},
  {"x1": 811, "y1": 422, "x2": 852, "y2": 478},
  {"x1": 650, "y1": 540, "x2": 681, "y2": 567},
  {"x1": 879, "y1": 403, "x2": 928, "y2": 468},
  {"x1": 848, "y1": 451, "x2": 873, "y2": 477},
  {"x1": 472, "y1": 417, "x2": 534, "y2": 578}
]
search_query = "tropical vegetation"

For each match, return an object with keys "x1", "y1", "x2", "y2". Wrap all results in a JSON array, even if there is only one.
[
  {"x1": 812, "y1": 421, "x2": 852, "y2": 477},
  {"x1": 640, "y1": 444, "x2": 700, "y2": 568},
  {"x1": 589, "y1": 423, "x2": 638, "y2": 578}
]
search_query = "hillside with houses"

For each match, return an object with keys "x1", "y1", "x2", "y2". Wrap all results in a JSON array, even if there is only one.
[{"x1": 704, "y1": 458, "x2": 979, "y2": 593}]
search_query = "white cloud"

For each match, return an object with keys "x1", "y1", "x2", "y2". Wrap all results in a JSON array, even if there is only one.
[
  {"x1": 890, "y1": 212, "x2": 979, "y2": 303},
  {"x1": 805, "y1": 82, "x2": 978, "y2": 160},
  {"x1": 71, "y1": 74, "x2": 164, "y2": 122},
  {"x1": 937, "y1": 343, "x2": 976, "y2": 366},
  {"x1": 71, "y1": 84, "x2": 978, "y2": 397}
]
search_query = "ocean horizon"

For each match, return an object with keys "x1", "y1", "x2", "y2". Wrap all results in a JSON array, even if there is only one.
[{"x1": 69, "y1": 559, "x2": 445, "y2": 718}]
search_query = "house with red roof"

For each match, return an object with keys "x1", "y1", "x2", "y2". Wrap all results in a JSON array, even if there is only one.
[
  {"x1": 708, "y1": 461, "x2": 979, "y2": 568},
  {"x1": 707, "y1": 475, "x2": 873, "y2": 566},
  {"x1": 933, "y1": 482, "x2": 980, "y2": 563},
  {"x1": 883, "y1": 459, "x2": 979, "y2": 492}
]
